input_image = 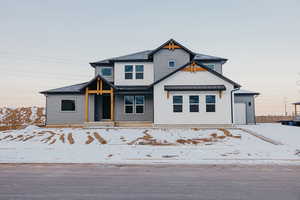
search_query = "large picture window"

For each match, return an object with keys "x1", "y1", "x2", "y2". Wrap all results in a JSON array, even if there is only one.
[
  {"x1": 125, "y1": 65, "x2": 133, "y2": 79},
  {"x1": 124, "y1": 96, "x2": 134, "y2": 113},
  {"x1": 135, "y1": 65, "x2": 144, "y2": 79},
  {"x1": 189, "y1": 96, "x2": 199, "y2": 112},
  {"x1": 206, "y1": 95, "x2": 216, "y2": 112},
  {"x1": 124, "y1": 96, "x2": 145, "y2": 114},
  {"x1": 61, "y1": 100, "x2": 75, "y2": 111},
  {"x1": 173, "y1": 95, "x2": 183, "y2": 112}
]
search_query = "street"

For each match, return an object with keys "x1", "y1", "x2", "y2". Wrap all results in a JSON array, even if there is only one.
[{"x1": 0, "y1": 164, "x2": 300, "y2": 200}]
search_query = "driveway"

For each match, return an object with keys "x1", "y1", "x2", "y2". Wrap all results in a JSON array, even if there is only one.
[{"x1": 0, "y1": 164, "x2": 300, "y2": 200}]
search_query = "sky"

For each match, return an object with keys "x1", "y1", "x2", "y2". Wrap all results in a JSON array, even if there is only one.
[{"x1": 0, "y1": 0, "x2": 300, "y2": 115}]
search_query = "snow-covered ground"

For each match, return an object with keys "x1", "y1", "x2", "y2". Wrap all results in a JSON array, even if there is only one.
[{"x1": 0, "y1": 124, "x2": 299, "y2": 164}]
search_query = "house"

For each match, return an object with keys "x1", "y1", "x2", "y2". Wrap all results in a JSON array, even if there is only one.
[{"x1": 40, "y1": 39, "x2": 259, "y2": 127}]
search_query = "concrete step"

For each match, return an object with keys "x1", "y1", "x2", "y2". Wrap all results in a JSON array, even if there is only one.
[
  {"x1": 84, "y1": 121, "x2": 115, "y2": 128},
  {"x1": 115, "y1": 121, "x2": 153, "y2": 127}
]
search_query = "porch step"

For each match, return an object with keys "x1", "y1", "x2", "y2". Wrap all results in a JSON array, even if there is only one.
[
  {"x1": 115, "y1": 121, "x2": 153, "y2": 127},
  {"x1": 84, "y1": 121, "x2": 115, "y2": 128}
]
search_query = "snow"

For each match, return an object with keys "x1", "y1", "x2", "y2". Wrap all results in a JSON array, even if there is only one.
[{"x1": 1, "y1": 124, "x2": 300, "y2": 164}]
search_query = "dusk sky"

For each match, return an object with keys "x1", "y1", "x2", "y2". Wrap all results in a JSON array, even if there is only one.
[{"x1": 0, "y1": 0, "x2": 299, "y2": 115}]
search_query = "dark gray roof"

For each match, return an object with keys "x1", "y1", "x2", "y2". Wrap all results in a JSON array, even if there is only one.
[
  {"x1": 234, "y1": 89, "x2": 260, "y2": 96},
  {"x1": 194, "y1": 53, "x2": 227, "y2": 61},
  {"x1": 90, "y1": 39, "x2": 227, "y2": 67},
  {"x1": 40, "y1": 82, "x2": 87, "y2": 94},
  {"x1": 116, "y1": 85, "x2": 152, "y2": 91},
  {"x1": 164, "y1": 85, "x2": 226, "y2": 91},
  {"x1": 292, "y1": 102, "x2": 300, "y2": 105},
  {"x1": 151, "y1": 61, "x2": 241, "y2": 88},
  {"x1": 115, "y1": 85, "x2": 153, "y2": 94}
]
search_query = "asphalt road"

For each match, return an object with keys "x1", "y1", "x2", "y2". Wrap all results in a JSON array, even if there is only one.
[{"x1": 0, "y1": 164, "x2": 300, "y2": 200}]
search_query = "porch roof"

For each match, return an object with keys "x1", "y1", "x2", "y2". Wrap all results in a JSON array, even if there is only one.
[
  {"x1": 292, "y1": 102, "x2": 300, "y2": 105},
  {"x1": 164, "y1": 85, "x2": 226, "y2": 91}
]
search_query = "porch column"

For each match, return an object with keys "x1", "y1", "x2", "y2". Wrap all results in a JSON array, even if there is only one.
[
  {"x1": 295, "y1": 104, "x2": 298, "y2": 116},
  {"x1": 85, "y1": 87, "x2": 89, "y2": 122},
  {"x1": 110, "y1": 88, "x2": 114, "y2": 121}
]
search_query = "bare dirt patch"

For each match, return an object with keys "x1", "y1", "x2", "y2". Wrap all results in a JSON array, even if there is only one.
[
  {"x1": 128, "y1": 130, "x2": 174, "y2": 146},
  {"x1": 85, "y1": 135, "x2": 94, "y2": 144},
  {"x1": 67, "y1": 133, "x2": 74, "y2": 144},
  {"x1": 59, "y1": 134, "x2": 65, "y2": 143},
  {"x1": 93, "y1": 132, "x2": 107, "y2": 144}
]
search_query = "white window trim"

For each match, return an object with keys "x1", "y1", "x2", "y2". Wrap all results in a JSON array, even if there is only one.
[
  {"x1": 168, "y1": 59, "x2": 176, "y2": 68},
  {"x1": 124, "y1": 65, "x2": 134, "y2": 80},
  {"x1": 60, "y1": 98, "x2": 77, "y2": 113},
  {"x1": 172, "y1": 95, "x2": 183, "y2": 113},
  {"x1": 135, "y1": 96, "x2": 145, "y2": 114},
  {"x1": 205, "y1": 95, "x2": 216, "y2": 112},
  {"x1": 124, "y1": 95, "x2": 145, "y2": 115},
  {"x1": 135, "y1": 65, "x2": 144, "y2": 80},
  {"x1": 101, "y1": 67, "x2": 113, "y2": 77},
  {"x1": 189, "y1": 95, "x2": 199, "y2": 112}
]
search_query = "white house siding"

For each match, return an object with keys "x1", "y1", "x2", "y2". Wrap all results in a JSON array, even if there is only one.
[
  {"x1": 114, "y1": 62, "x2": 154, "y2": 85},
  {"x1": 153, "y1": 70, "x2": 234, "y2": 125}
]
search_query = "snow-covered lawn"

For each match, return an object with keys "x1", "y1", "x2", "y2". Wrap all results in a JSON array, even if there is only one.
[{"x1": 0, "y1": 124, "x2": 299, "y2": 164}]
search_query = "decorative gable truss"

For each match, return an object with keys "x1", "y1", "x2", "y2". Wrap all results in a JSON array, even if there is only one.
[{"x1": 181, "y1": 61, "x2": 207, "y2": 72}]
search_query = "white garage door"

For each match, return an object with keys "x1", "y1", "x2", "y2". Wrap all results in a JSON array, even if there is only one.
[{"x1": 234, "y1": 103, "x2": 246, "y2": 125}]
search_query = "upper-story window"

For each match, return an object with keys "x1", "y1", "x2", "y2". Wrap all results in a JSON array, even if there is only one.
[
  {"x1": 124, "y1": 65, "x2": 144, "y2": 80},
  {"x1": 168, "y1": 60, "x2": 176, "y2": 68},
  {"x1": 125, "y1": 65, "x2": 133, "y2": 79},
  {"x1": 101, "y1": 67, "x2": 112, "y2": 77},
  {"x1": 135, "y1": 65, "x2": 144, "y2": 79}
]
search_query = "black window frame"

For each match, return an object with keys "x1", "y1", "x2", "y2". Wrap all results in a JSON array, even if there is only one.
[
  {"x1": 61, "y1": 99, "x2": 76, "y2": 112},
  {"x1": 124, "y1": 95, "x2": 145, "y2": 114},
  {"x1": 135, "y1": 65, "x2": 144, "y2": 80},
  {"x1": 101, "y1": 67, "x2": 113, "y2": 77},
  {"x1": 189, "y1": 95, "x2": 199, "y2": 112},
  {"x1": 168, "y1": 60, "x2": 176, "y2": 68},
  {"x1": 206, "y1": 95, "x2": 216, "y2": 112},
  {"x1": 173, "y1": 95, "x2": 183, "y2": 113},
  {"x1": 124, "y1": 65, "x2": 133, "y2": 80}
]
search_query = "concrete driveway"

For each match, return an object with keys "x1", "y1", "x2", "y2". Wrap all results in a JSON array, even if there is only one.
[{"x1": 0, "y1": 164, "x2": 300, "y2": 200}]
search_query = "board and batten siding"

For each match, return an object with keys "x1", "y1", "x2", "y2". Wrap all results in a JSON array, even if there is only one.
[
  {"x1": 114, "y1": 94, "x2": 153, "y2": 121},
  {"x1": 153, "y1": 48, "x2": 190, "y2": 81},
  {"x1": 46, "y1": 94, "x2": 94, "y2": 125},
  {"x1": 234, "y1": 95, "x2": 256, "y2": 124},
  {"x1": 153, "y1": 70, "x2": 234, "y2": 125},
  {"x1": 114, "y1": 62, "x2": 154, "y2": 85}
]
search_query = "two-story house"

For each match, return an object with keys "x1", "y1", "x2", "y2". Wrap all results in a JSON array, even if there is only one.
[{"x1": 41, "y1": 39, "x2": 259, "y2": 126}]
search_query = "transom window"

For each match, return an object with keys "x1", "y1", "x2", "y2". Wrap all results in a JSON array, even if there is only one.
[
  {"x1": 189, "y1": 96, "x2": 199, "y2": 112},
  {"x1": 101, "y1": 67, "x2": 112, "y2": 77},
  {"x1": 124, "y1": 96, "x2": 145, "y2": 114},
  {"x1": 173, "y1": 95, "x2": 183, "y2": 112},
  {"x1": 61, "y1": 100, "x2": 75, "y2": 111},
  {"x1": 125, "y1": 65, "x2": 133, "y2": 79},
  {"x1": 168, "y1": 60, "x2": 176, "y2": 68},
  {"x1": 206, "y1": 95, "x2": 216, "y2": 112},
  {"x1": 135, "y1": 65, "x2": 144, "y2": 80}
]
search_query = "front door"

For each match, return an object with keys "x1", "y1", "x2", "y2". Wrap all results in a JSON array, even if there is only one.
[{"x1": 102, "y1": 95, "x2": 111, "y2": 120}]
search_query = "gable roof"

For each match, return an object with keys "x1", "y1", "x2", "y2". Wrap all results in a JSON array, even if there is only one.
[
  {"x1": 40, "y1": 74, "x2": 116, "y2": 94},
  {"x1": 90, "y1": 39, "x2": 227, "y2": 67},
  {"x1": 151, "y1": 61, "x2": 241, "y2": 88},
  {"x1": 148, "y1": 39, "x2": 195, "y2": 57}
]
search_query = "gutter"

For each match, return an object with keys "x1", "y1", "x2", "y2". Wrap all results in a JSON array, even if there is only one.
[{"x1": 231, "y1": 88, "x2": 240, "y2": 124}]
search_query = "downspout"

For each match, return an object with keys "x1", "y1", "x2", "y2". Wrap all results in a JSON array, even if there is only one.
[
  {"x1": 231, "y1": 88, "x2": 240, "y2": 124},
  {"x1": 45, "y1": 94, "x2": 48, "y2": 126}
]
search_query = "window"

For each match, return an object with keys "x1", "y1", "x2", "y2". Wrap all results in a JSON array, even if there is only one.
[
  {"x1": 135, "y1": 96, "x2": 144, "y2": 113},
  {"x1": 124, "y1": 96, "x2": 134, "y2": 113},
  {"x1": 206, "y1": 95, "x2": 216, "y2": 112},
  {"x1": 205, "y1": 64, "x2": 215, "y2": 70},
  {"x1": 101, "y1": 67, "x2": 112, "y2": 77},
  {"x1": 135, "y1": 65, "x2": 144, "y2": 79},
  {"x1": 125, "y1": 65, "x2": 133, "y2": 79},
  {"x1": 189, "y1": 96, "x2": 199, "y2": 112},
  {"x1": 124, "y1": 96, "x2": 145, "y2": 114},
  {"x1": 168, "y1": 60, "x2": 176, "y2": 68},
  {"x1": 173, "y1": 96, "x2": 183, "y2": 112},
  {"x1": 61, "y1": 100, "x2": 75, "y2": 111}
]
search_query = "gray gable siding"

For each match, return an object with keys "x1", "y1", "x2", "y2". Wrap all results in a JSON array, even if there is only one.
[
  {"x1": 153, "y1": 48, "x2": 190, "y2": 81},
  {"x1": 95, "y1": 66, "x2": 114, "y2": 82}
]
